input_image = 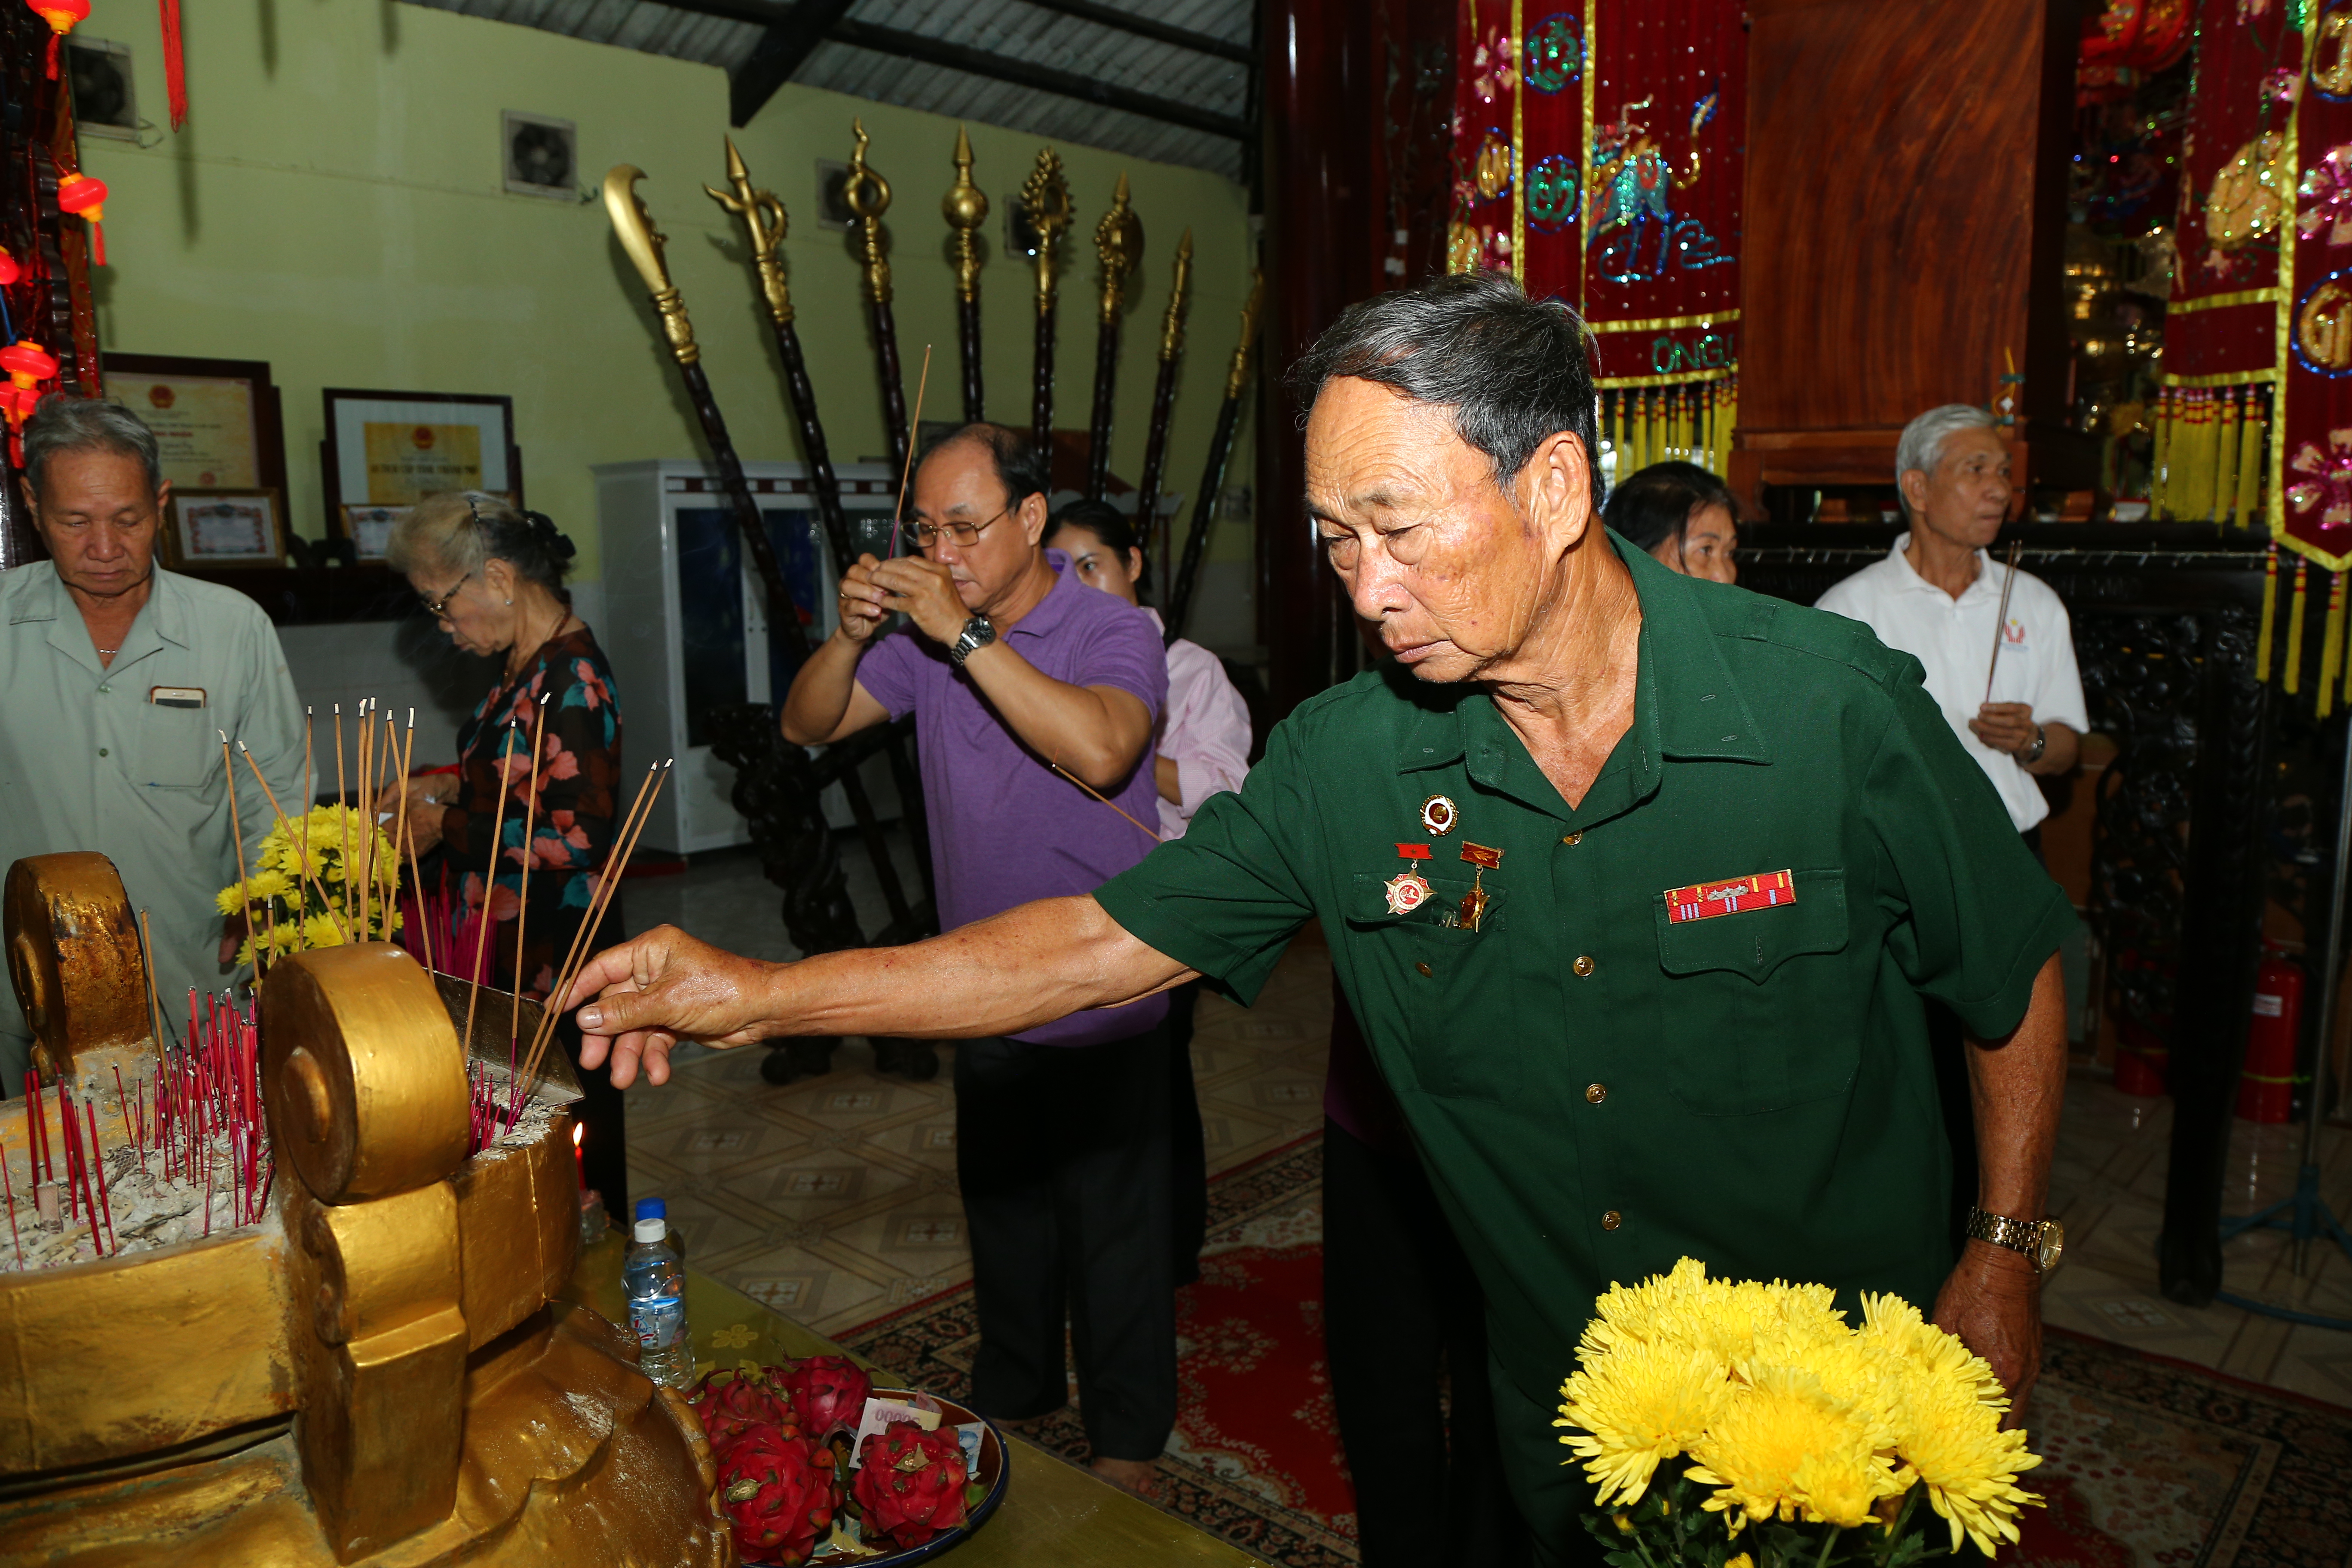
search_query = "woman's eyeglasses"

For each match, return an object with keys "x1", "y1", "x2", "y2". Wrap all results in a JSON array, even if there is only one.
[
  {"x1": 910, "y1": 505, "x2": 1011, "y2": 550},
  {"x1": 417, "y1": 569, "x2": 477, "y2": 619}
]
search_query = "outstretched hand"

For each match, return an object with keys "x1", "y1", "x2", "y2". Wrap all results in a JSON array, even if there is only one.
[{"x1": 562, "y1": 925, "x2": 780, "y2": 1088}]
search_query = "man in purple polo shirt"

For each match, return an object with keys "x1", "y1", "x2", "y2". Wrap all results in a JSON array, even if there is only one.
[{"x1": 780, "y1": 423, "x2": 1173, "y2": 1493}]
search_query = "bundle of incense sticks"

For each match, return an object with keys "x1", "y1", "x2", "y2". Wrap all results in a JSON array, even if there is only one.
[{"x1": 3, "y1": 992, "x2": 271, "y2": 1271}]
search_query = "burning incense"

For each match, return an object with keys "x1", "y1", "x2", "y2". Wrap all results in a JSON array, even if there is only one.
[
  {"x1": 1983, "y1": 539, "x2": 2022, "y2": 704},
  {"x1": 462, "y1": 724, "x2": 520, "y2": 1056},
  {"x1": 400, "y1": 709, "x2": 433, "y2": 972},
  {"x1": 1047, "y1": 757, "x2": 1160, "y2": 843},
  {"x1": 510, "y1": 695, "x2": 551, "y2": 1079},
  {"x1": 334, "y1": 703, "x2": 352, "y2": 942},
  {"x1": 218, "y1": 733, "x2": 259, "y2": 973},
  {"x1": 517, "y1": 760, "x2": 671, "y2": 1105},
  {"x1": 888, "y1": 343, "x2": 934, "y2": 559}
]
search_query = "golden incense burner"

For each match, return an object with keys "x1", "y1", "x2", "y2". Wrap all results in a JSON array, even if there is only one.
[{"x1": 0, "y1": 851, "x2": 726, "y2": 1566}]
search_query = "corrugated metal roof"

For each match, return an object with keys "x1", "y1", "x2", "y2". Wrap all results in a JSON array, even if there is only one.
[{"x1": 401, "y1": 0, "x2": 1250, "y2": 182}]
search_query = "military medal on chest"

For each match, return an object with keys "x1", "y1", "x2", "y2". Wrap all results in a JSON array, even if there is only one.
[
  {"x1": 1387, "y1": 843, "x2": 1435, "y2": 914},
  {"x1": 1458, "y1": 842, "x2": 1502, "y2": 931}
]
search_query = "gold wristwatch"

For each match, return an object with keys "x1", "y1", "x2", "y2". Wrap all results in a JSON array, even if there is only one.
[{"x1": 1965, "y1": 1206, "x2": 2064, "y2": 1273}]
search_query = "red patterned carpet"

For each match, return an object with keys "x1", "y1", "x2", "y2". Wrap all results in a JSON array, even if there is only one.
[{"x1": 839, "y1": 1136, "x2": 2352, "y2": 1567}]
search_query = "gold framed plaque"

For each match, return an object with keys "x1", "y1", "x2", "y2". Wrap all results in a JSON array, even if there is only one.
[
  {"x1": 321, "y1": 389, "x2": 521, "y2": 542},
  {"x1": 165, "y1": 488, "x2": 287, "y2": 569},
  {"x1": 100, "y1": 354, "x2": 288, "y2": 495}
]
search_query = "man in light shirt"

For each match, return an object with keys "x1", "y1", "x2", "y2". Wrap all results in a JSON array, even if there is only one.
[{"x1": 1815, "y1": 404, "x2": 2086, "y2": 839}]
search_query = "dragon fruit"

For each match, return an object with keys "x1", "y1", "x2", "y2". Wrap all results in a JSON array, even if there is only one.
[
  {"x1": 852, "y1": 1425, "x2": 971, "y2": 1548},
  {"x1": 778, "y1": 1354, "x2": 873, "y2": 1437},
  {"x1": 690, "y1": 1363, "x2": 796, "y2": 1455},
  {"x1": 717, "y1": 1421, "x2": 838, "y2": 1566}
]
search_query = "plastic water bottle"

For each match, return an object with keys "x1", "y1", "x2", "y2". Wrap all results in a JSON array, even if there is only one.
[
  {"x1": 623, "y1": 1216, "x2": 692, "y2": 1388},
  {"x1": 636, "y1": 1195, "x2": 685, "y2": 1263}
]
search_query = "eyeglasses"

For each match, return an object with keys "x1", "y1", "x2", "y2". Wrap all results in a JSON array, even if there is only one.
[
  {"x1": 417, "y1": 569, "x2": 477, "y2": 619},
  {"x1": 910, "y1": 505, "x2": 1012, "y2": 551}
]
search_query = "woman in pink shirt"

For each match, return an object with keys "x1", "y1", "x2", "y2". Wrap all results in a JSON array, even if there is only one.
[{"x1": 1048, "y1": 501, "x2": 1253, "y2": 1282}]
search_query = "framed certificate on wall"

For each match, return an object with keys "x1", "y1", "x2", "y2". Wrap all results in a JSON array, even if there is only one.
[
  {"x1": 165, "y1": 489, "x2": 286, "y2": 568},
  {"x1": 321, "y1": 389, "x2": 521, "y2": 541},
  {"x1": 100, "y1": 353, "x2": 288, "y2": 496}
]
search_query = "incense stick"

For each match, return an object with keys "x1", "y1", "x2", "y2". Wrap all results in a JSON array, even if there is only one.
[
  {"x1": 236, "y1": 744, "x2": 335, "y2": 933},
  {"x1": 300, "y1": 708, "x2": 315, "y2": 943},
  {"x1": 510, "y1": 695, "x2": 550, "y2": 1081},
  {"x1": 513, "y1": 760, "x2": 663, "y2": 1090},
  {"x1": 1983, "y1": 539, "x2": 2023, "y2": 704},
  {"x1": 136, "y1": 909, "x2": 164, "y2": 1052},
  {"x1": 888, "y1": 343, "x2": 934, "y2": 559},
  {"x1": 217, "y1": 734, "x2": 258, "y2": 975},
  {"x1": 399, "y1": 709, "x2": 432, "y2": 972},
  {"x1": 333, "y1": 704, "x2": 352, "y2": 942},
  {"x1": 518, "y1": 760, "x2": 672, "y2": 1103},
  {"x1": 1047, "y1": 757, "x2": 1161, "y2": 843},
  {"x1": 461, "y1": 725, "x2": 518, "y2": 1057}
]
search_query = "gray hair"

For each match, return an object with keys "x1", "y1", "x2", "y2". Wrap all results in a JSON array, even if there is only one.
[
  {"x1": 1289, "y1": 271, "x2": 1601, "y2": 499},
  {"x1": 1895, "y1": 405, "x2": 1997, "y2": 512},
  {"x1": 23, "y1": 395, "x2": 162, "y2": 500},
  {"x1": 387, "y1": 490, "x2": 576, "y2": 602}
]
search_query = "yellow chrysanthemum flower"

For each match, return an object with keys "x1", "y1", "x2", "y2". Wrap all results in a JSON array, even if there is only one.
[
  {"x1": 1687, "y1": 1366, "x2": 1902, "y2": 1531},
  {"x1": 1556, "y1": 1337, "x2": 1731, "y2": 1506},
  {"x1": 1577, "y1": 1255, "x2": 1714, "y2": 1361},
  {"x1": 302, "y1": 914, "x2": 348, "y2": 948},
  {"x1": 1880, "y1": 1354, "x2": 2041, "y2": 1555},
  {"x1": 1856, "y1": 1293, "x2": 2008, "y2": 1410}
]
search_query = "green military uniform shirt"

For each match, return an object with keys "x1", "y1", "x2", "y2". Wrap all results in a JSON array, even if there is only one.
[
  {"x1": 1094, "y1": 534, "x2": 2073, "y2": 1519},
  {"x1": 0, "y1": 563, "x2": 306, "y2": 1077}
]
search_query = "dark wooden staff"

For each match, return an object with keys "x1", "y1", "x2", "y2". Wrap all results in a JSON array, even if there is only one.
[
  {"x1": 944, "y1": 126, "x2": 988, "y2": 425},
  {"x1": 1135, "y1": 228, "x2": 1192, "y2": 572},
  {"x1": 1165, "y1": 270, "x2": 1264, "y2": 646},
  {"x1": 846, "y1": 121, "x2": 911, "y2": 488},
  {"x1": 603, "y1": 166, "x2": 806, "y2": 657},
  {"x1": 1021, "y1": 147, "x2": 1072, "y2": 459},
  {"x1": 704, "y1": 137, "x2": 855, "y2": 575},
  {"x1": 1086, "y1": 173, "x2": 1142, "y2": 503}
]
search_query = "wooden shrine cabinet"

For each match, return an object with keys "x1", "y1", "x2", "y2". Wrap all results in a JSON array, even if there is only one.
[{"x1": 1732, "y1": 0, "x2": 2086, "y2": 511}]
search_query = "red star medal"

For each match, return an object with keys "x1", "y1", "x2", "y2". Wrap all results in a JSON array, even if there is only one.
[{"x1": 1387, "y1": 843, "x2": 1434, "y2": 914}]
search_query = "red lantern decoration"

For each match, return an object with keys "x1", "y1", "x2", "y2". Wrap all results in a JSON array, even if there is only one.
[
  {"x1": 0, "y1": 247, "x2": 22, "y2": 289},
  {"x1": 0, "y1": 341, "x2": 58, "y2": 467},
  {"x1": 55, "y1": 173, "x2": 105, "y2": 267},
  {"x1": 25, "y1": 0, "x2": 89, "y2": 81}
]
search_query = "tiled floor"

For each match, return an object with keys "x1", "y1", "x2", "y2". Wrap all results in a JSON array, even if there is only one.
[
  {"x1": 623, "y1": 846, "x2": 2352, "y2": 1402},
  {"x1": 2044, "y1": 1075, "x2": 2352, "y2": 1406},
  {"x1": 618, "y1": 843, "x2": 1332, "y2": 1339}
]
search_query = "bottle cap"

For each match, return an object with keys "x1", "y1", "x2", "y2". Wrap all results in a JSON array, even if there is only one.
[
  {"x1": 635, "y1": 1196, "x2": 667, "y2": 1221},
  {"x1": 633, "y1": 1218, "x2": 666, "y2": 1243}
]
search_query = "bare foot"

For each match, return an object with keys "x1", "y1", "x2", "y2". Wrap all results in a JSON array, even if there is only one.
[{"x1": 1089, "y1": 1456, "x2": 1162, "y2": 1499}]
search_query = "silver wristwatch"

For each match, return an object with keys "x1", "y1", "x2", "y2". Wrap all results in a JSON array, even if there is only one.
[
  {"x1": 1965, "y1": 1206, "x2": 2064, "y2": 1273},
  {"x1": 2024, "y1": 725, "x2": 2048, "y2": 764},
  {"x1": 948, "y1": 612, "x2": 997, "y2": 668}
]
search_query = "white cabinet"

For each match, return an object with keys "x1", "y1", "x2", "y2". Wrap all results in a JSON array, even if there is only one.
[{"x1": 594, "y1": 459, "x2": 902, "y2": 856}]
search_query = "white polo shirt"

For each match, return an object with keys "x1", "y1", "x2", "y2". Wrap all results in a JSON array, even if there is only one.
[{"x1": 1813, "y1": 534, "x2": 2088, "y2": 832}]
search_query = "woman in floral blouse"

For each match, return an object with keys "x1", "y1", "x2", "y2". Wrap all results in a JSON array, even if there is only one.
[{"x1": 382, "y1": 490, "x2": 628, "y2": 1216}]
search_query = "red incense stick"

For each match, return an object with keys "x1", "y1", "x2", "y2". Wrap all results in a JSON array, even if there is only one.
[
  {"x1": 1, "y1": 1137, "x2": 18, "y2": 1268},
  {"x1": 86, "y1": 1100, "x2": 113, "y2": 1256}
]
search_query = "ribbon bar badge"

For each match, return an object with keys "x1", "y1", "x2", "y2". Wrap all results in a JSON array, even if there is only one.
[{"x1": 1664, "y1": 869, "x2": 1796, "y2": 924}]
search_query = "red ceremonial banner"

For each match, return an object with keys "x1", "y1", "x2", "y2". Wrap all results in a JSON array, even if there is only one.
[{"x1": 1450, "y1": 0, "x2": 1745, "y2": 481}]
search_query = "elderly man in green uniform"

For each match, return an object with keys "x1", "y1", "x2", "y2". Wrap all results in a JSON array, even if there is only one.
[
  {"x1": 560, "y1": 273, "x2": 2072, "y2": 1559},
  {"x1": 0, "y1": 397, "x2": 305, "y2": 1091}
]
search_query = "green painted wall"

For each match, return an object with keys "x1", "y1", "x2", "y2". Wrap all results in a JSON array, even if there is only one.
[{"x1": 74, "y1": 0, "x2": 1257, "y2": 609}]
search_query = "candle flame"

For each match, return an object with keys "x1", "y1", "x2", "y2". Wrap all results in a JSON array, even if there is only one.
[{"x1": 573, "y1": 1124, "x2": 584, "y2": 1149}]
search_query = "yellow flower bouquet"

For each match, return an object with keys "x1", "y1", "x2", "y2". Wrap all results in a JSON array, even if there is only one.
[
  {"x1": 1556, "y1": 1258, "x2": 2040, "y2": 1567},
  {"x1": 215, "y1": 804, "x2": 401, "y2": 970}
]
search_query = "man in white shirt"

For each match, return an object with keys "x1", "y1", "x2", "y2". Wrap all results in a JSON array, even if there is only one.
[{"x1": 1816, "y1": 404, "x2": 2087, "y2": 836}]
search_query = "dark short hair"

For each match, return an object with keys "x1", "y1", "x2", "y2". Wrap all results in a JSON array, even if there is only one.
[
  {"x1": 1602, "y1": 461, "x2": 1737, "y2": 554},
  {"x1": 1044, "y1": 498, "x2": 1149, "y2": 586},
  {"x1": 918, "y1": 422, "x2": 1050, "y2": 513},
  {"x1": 23, "y1": 395, "x2": 162, "y2": 501},
  {"x1": 1289, "y1": 271, "x2": 1599, "y2": 500}
]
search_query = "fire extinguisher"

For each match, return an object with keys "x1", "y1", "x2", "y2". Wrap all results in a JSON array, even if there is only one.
[{"x1": 2239, "y1": 945, "x2": 2306, "y2": 1124}]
